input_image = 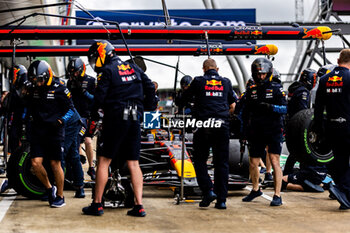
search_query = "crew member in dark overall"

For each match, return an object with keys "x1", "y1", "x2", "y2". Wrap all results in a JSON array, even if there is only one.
[
  {"x1": 179, "y1": 58, "x2": 237, "y2": 209},
  {"x1": 310, "y1": 64, "x2": 336, "y2": 107},
  {"x1": 242, "y1": 58, "x2": 287, "y2": 206},
  {"x1": 27, "y1": 60, "x2": 75, "y2": 208},
  {"x1": 175, "y1": 75, "x2": 193, "y2": 114},
  {"x1": 62, "y1": 107, "x2": 85, "y2": 198},
  {"x1": 8, "y1": 65, "x2": 28, "y2": 154},
  {"x1": 283, "y1": 68, "x2": 328, "y2": 192},
  {"x1": 82, "y1": 40, "x2": 156, "y2": 216},
  {"x1": 67, "y1": 58, "x2": 96, "y2": 180},
  {"x1": 314, "y1": 49, "x2": 350, "y2": 209},
  {"x1": 284, "y1": 68, "x2": 318, "y2": 175},
  {"x1": 0, "y1": 65, "x2": 28, "y2": 193}
]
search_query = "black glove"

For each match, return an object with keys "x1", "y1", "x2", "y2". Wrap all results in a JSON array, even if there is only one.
[
  {"x1": 88, "y1": 120, "x2": 97, "y2": 135},
  {"x1": 90, "y1": 111, "x2": 100, "y2": 122},
  {"x1": 258, "y1": 102, "x2": 273, "y2": 111}
]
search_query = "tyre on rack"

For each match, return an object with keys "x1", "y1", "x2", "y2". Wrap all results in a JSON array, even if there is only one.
[
  {"x1": 228, "y1": 139, "x2": 249, "y2": 179},
  {"x1": 285, "y1": 109, "x2": 333, "y2": 165},
  {"x1": 7, "y1": 142, "x2": 46, "y2": 199}
]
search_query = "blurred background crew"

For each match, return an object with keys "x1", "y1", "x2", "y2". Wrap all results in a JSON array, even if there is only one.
[
  {"x1": 67, "y1": 58, "x2": 96, "y2": 180},
  {"x1": 284, "y1": 68, "x2": 318, "y2": 176},
  {"x1": 1, "y1": 65, "x2": 29, "y2": 194},
  {"x1": 175, "y1": 75, "x2": 193, "y2": 115},
  {"x1": 8, "y1": 65, "x2": 28, "y2": 154}
]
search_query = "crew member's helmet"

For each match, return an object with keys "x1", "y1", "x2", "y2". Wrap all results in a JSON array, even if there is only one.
[
  {"x1": 299, "y1": 68, "x2": 318, "y2": 90},
  {"x1": 12, "y1": 64, "x2": 27, "y2": 89},
  {"x1": 180, "y1": 75, "x2": 192, "y2": 89},
  {"x1": 317, "y1": 64, "x2": 336, "y2": 78},
  {"x1": 251, "y1": 58, "x2": 273, "y2": 85},
  {"x1": 67, "y1": 58, "x2": 86, "y2": 78},
  {"x1": 87, "y1": 40, "x2": 115, "y2": 72},
  {"x1": 27, "y1": 60, "x2": 54, "y2": 86}
]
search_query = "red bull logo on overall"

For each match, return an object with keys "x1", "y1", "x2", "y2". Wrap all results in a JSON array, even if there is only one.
[
  {"x1": 118, "y1": 64, "x2": 135, "y2": 76},
  {"x1": 206, "y1": 80, "x2": 222, "y2": 86},
  {"x1": 326, "y1": 76, "x2": 343, "y2": 87}
]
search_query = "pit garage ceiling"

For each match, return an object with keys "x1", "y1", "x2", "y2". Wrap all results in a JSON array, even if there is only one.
[{"x1": 0, "y1": 0, "x2": 66, "y2": 74}]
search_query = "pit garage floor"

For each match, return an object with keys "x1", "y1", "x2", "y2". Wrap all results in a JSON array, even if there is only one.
[{"x1": 0, "y1": 179, "x2": 349, "y2": 233}]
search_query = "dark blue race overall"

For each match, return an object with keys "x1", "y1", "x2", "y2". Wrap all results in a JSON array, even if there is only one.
[
  {"x1": 92, "y1": 56, "x2": 156, "y2": 163},
  {"x1": 284, "y1": 81, "x2": 311, "y2": 175},
  {"x1": 243, "y1": 77, "x2": 287, "y2": 157},
  {"x1": 67, "y1": 74, "x2": 95, "y2": 138},
  {"x1": 28, "y1": 79, "x2": 75, "y2": 161},
  {"x1": 287, "y1": 81, "x2": 310, "y2": 119},
  {"x1": 181, "y1": 69, "x2": 237, "y2": 203},
  {"x1": 314, "y1": 66, "x2": 350, "y2": 197}
]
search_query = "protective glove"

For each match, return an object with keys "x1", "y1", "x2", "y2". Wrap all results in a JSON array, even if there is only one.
[
  {"x1": 184, "y1": 108, "x2": 191, "y2": 114},
  {"x1": 88, "y1": 120, "x2": 97, "y2": 135},
  {"x1": 258, "y1": 102, "x2": 273, "y2": 111},
  {"x1": 90, "y1": 111, "x2": 100, "y2": 122}
]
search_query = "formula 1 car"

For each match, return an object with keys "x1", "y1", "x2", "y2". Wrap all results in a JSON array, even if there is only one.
[
  {"x1": 94, "y1": 115, "x2": 249, "y2": 207},
  {"x1": 6, "y1": 118, "x2": 249, "y2": 204}
]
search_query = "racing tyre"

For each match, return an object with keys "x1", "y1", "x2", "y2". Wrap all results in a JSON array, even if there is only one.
[
  {"x1": 228, "y1": 139, "x2": 249, "y2": 178},
  {"x1": 7, "y1": 142, "x2": 46, "y2": 199},
  {"x1": 285, "y1": 109, "x2": 333, "y2": 164}
]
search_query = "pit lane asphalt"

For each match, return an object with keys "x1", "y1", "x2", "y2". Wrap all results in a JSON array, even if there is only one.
[{"x1": 0, "y1": 178, "x2": 349, "y2": 233}]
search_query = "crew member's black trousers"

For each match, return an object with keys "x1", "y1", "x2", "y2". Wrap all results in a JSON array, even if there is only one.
[
  {"x1": 193, "y1": 124, "x2": 229, "y2": 202},
  {"x1": 326, "y1": 125, "x2": 350, "y2": 198}
]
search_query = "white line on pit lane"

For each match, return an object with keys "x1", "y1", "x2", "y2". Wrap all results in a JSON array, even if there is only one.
[
  {"x1": 244, "y1": 186, "x2": 274, "y2": 202},
  {"x1": 0, "y1": 190, "x2": 16, "y2": 222}
]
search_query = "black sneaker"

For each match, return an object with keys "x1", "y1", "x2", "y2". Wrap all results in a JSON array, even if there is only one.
[
  {"x1": 47, "y1": 186, "x2": 57, "y2": 205},
  {"x1": 242, "y1": 189, "x2": 262, "y2": 202},
  {"x1": 74, "y1": 188, "x2": 85, "y2": 198},
  {"x1": 127, "y1": 205, "x2": 146, "y2": 217},
  {"x1": 214, "y1": 202, "x2": 226, "y2": 209},
  {"x1": 80, "y1": 155, "x2": 87, "y2": 164},
  {"x1": 329, "y1": 185, "x2": 350, "y2": 209},
  {"x1": 270, "y1": 195, "x2": 282, "y2": 206},
  {"x1": 199, "y1": 190, "x2": 217, "y2": 207},
  {"x1": 264, "y1": 172, "x2": 273, "y2": 182},
  {"x1": 87, "y1": 167, "x2": 96, "y2": 180},
  {"x1": 51, "y1": 196, "x2": 66, "y2": 208},
  {"x1": 339, "y1": 204, "x2": 350, "y2": 210},
  {"x1": 82, "y1": 202, "x2": 104, "y2": 216}
]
